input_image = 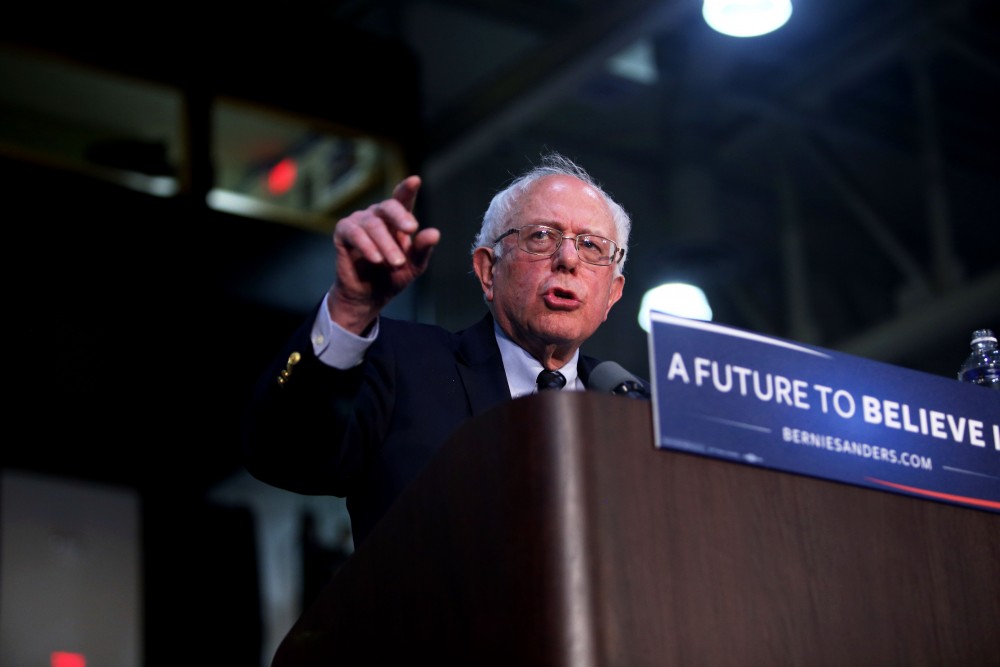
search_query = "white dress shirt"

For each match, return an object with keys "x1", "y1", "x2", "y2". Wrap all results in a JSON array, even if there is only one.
[{"x1": 310, "y1": 293, "x2": 582, "y2": 396}]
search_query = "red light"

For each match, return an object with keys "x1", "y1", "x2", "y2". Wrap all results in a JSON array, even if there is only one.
[
  {"x1": 52, "y1": 651, "x2": 86, "y2": 667},
  {"x1": 267, "y1": 158, "x2": 298, "y2": 196}
]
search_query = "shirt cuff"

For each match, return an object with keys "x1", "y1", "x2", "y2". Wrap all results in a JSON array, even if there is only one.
[{"x1": 311, "y1": 292, "x2": 378, "y2": 369}]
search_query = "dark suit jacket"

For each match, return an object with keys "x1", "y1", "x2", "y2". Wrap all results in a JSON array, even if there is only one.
[{"x1": 242, "y1": 311, "x2": 613, "y2": 546}]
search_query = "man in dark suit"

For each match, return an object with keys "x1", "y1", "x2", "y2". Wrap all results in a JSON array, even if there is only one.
[{"x1": 242, "y1": 152, "x2": 639, "y2": 547}]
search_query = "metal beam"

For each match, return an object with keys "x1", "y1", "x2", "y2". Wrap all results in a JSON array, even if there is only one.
[
  {"x1": 834, "y1": 268, "x2": 1000, "y2": 364},
  {"x1": 422, "y1": 0, "x2": 690, "y2": 184},
  {"x1": 719, "y1": 0, "x2": 973, "y2": 160},
  {"x1": 799, "y1": 137, "x2": 931, "y2": 293}
]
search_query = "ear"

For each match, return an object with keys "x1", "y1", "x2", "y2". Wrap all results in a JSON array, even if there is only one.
[
  {"x1": 602, "y1": 274, "x2": 625, "y2": 321},
  {"x1": 472, "y1": 247, "x2": 497, "y2": 302}
]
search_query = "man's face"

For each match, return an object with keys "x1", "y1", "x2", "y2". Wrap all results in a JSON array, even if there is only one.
[{"x1": 473, "y1": 174, "x2": 625, "y2": 367}]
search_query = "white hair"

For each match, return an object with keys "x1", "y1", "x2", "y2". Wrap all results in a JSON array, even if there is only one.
[{"x1": 470, "y1": 152, "x2": 631, "y2": 276}]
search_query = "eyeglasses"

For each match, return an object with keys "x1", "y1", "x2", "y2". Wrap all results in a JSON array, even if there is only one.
[{"x1": 493, "y1": 224, "x2": 624, "y2": 266}]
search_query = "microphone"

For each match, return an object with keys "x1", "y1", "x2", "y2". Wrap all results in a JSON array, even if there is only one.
[{"x1": 589, "y1": 361, "x2": 651, "y2": 400}]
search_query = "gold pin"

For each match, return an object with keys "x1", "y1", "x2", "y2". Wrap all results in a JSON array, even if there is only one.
[{"x1": 278, "y1": 351, "x2": 302, "y2": 386}]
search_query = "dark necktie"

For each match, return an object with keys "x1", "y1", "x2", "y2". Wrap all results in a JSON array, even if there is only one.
[{"x1": 536, "y1": 369, "x2": 567, "y2": 392}]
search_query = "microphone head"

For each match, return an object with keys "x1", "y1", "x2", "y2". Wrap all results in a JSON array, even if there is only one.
[{"x1": 589, "y1": 361, "x2": 650, "y2": 399}]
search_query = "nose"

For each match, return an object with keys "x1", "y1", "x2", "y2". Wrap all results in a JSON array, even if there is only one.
[{"x1": 552, "y1": 235, "x2": 580, "y2": 268}]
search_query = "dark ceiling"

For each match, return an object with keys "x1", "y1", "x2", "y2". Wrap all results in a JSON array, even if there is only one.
[{"x1": 2, "y1": 0, "x2": 998, "y2": 495}]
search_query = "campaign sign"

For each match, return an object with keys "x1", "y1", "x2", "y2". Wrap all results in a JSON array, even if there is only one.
[{"x1": 647, "y1": 312, "x2": 1000, "y2": 514}]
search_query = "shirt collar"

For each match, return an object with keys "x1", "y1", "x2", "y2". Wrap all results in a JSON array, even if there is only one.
[{"x1": 493, "y1": 320, "x2": 581, "y2": 398}]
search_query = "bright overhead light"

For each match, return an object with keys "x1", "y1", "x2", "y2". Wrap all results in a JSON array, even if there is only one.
[
  {"x1": 702, "y1": 0, "x2": 793, "y2": 38},
  {"x1": 638, "y1": 283, "x2": 713, "y2": 332}
]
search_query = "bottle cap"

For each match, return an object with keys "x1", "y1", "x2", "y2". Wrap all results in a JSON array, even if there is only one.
[{"x1": 970, "y1": 329, "x2": 996, "y2": 345}]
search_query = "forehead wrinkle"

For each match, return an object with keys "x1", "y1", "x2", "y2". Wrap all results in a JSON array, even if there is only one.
[
  {"x1": 513, "y1": 176, "x2": 616, "y2": 238},
  {"x1": 526, "y1": 220, "x2": 609, "y2": 238}
]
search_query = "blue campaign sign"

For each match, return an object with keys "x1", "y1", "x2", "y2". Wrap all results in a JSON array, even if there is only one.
[{"x1": 647, "y1": 312, "x2": 1000, "y2": 514}]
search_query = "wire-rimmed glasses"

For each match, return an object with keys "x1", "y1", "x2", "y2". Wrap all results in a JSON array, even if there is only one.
[{"x1": 493, "y1": 224, "x2": 624, "y2": 266}]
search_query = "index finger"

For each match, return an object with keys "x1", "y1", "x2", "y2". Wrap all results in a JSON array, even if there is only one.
[{"x1": 392, "y1": 175, "x2": 421, "y2": 213}]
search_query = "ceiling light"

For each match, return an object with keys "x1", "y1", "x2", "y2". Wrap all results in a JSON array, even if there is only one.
[
  {"x1": 702, "y1": 0, "x2": 793, "y2": 38},
  {"x1": 638, "y1": 283, "x2": 713, "y2": 332}
]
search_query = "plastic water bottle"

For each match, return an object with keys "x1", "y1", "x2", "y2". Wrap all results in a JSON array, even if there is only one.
[{"x1": 957, "y1": 329, "x2": 999, "y2": 389}]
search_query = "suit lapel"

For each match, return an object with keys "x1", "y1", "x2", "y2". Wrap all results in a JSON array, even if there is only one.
[
  {"x1": 452, "y1": 314, "x2": 610, "y2": 410},
  {"x1": 577, "y1": 354, "x2": 600, "y2": 389},
  {"x1": 455, "y1": 314, "x2": 511, "y2": 416}
]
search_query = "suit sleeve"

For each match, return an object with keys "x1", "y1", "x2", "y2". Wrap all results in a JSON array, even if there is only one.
[{"x1": 240, "y1": 314, "x2": 371, "y2": 496}]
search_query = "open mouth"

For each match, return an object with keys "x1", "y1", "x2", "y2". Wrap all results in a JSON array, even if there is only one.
[{"x1": 544, "y1": 287, "x2": 580, "y2": 309}]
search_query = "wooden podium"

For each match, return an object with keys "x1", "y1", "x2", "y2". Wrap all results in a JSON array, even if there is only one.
[{"x1": 272, "y1": 392, "x2": 1000, "y2": 666}]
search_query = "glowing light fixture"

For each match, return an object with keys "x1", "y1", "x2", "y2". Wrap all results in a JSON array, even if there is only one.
[
  {"x1": 51, "y1": 652, "x2": 86, "y2": 667},
  {"x1": 267, "y1": 157, "x2": 298, "y2": 196},
  {"x1": 702, "y1": 0, "x2": 793, "y2": 37},
  {"x1": 638, "y1": 283, "x2": 713, "y2": 332}
]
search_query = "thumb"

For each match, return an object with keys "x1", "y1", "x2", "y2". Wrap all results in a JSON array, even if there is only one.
[{"x1": 409, "y1": 227, "x2": 441, "y2": 271}]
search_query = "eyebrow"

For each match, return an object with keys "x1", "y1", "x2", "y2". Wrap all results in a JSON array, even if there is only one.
[{"x1": 530, "y1": 220, "x2": 608, "y2": 237}]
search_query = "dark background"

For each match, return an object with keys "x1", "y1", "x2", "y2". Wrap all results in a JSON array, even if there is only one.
[{"x1": 2, "y1": 1, "x2": 997, "y2": 665}]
